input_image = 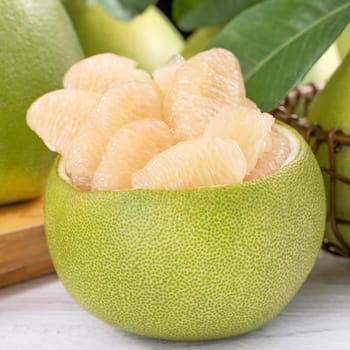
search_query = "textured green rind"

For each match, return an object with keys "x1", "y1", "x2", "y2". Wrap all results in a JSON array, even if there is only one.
[
  {"x1": 0, "y1": 0, "x2": 83, "y2": 205},
  {"x1": 45, "y1": 124, "x2": 326, "y2": 341}
]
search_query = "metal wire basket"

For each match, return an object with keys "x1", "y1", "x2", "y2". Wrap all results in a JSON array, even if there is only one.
[{"x1": 272, "y1": 84, "x2": 350, "y2": 258}]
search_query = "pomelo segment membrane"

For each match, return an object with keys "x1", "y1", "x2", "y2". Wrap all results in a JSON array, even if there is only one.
[
  {"x1": 132, "y1": 137, "x2": 247, "y2": 190},
  {"x1": 162, "y1": 48, "x2": 249, "y2": 141},
  {"x1": 27, "y1": 48, "x2": 294, "y2": 191},
  {"x1": 245, "y1": 126, "x2": 292, "y2": 181},
  {"x1": 26, "y1": 89, "x2": 100, "y2": 156},
  {"x1": 63, "y1": 53, "x2": 150, "y2": 93},
  {"x1": 152, "y1": 54, "x2": 185, "y2": 94},
  {"x1": 205, "y1": 106, "x2": 274, "y2": 172},
  {"x1": 65, "y1": 80, "x2": 162, "y2": 190},
  {"x1": 92, "y1": 119, "x2": 175, "y2": 190}
]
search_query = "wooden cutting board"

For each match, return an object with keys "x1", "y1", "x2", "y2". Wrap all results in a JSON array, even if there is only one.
[{"x1": 0, "y1": 197, "x2": 54, "y2": 288}]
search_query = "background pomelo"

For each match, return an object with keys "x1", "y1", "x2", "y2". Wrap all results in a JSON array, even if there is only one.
[
  {"x1": 309, "y1": 50, "x2": 350, "y2": 248},
  {"x1": 45, "y1": 123, "x2": 325, "y2": 341},
  {"x1": 61, "y1": 0, "x2": 185, "y2": 72},
  {"x1": 0, "y1": 0, "x2": 83, "y2": 205}
]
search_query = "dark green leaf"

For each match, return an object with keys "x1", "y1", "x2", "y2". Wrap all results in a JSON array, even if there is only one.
[
  {"x1": 97, "y1": 0, "x2": 157, "y2": 21},
  {"x1": 173, "y1": 0, "x2": 202, "y2": 24},
  {"x1": 210, "y1": 0, "x2": 350, "y2": 111},
  {"x1": 173, "y1": 0, "x2": 263, "y2": 31}
]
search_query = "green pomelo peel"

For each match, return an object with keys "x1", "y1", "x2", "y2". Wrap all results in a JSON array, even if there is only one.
[
  {"x1": 0, "y1": 0, "x2": 83, "y2": 205},
  {"x1": 45, "y1": 123, "x2": 326, "y2": 340}
]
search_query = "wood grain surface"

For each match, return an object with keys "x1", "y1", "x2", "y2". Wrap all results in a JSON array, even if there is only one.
[{"x1": 0, "y1": 197, "x2": 54, "y2": 287}]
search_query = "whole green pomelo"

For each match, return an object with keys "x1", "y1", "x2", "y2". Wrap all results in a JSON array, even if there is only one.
[
  {"x1": 45, "y1": 124, "x2": 325, "y2": 341},
  {"x1": 62, "y1": 1, "x2": 184, "y2": 72},
  {"x1": 309, "y1": 50, "x2": 350, "y2": 248},
  {"x1": 0, "y1": 0, "x2": 83, "y2": 205}
]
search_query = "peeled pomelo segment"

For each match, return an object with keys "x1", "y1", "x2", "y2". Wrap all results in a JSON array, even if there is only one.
[
  {"x1": 63, "y1": 53, "x2": 150, "y2": 93},
  {"x1": 26, "y1": 89, "x2": 100, "y2": 156},
  {"x1": 163, "y1": 48, "x2": 246, "y2": 141},
  {"x1": 152, "y1": 54, "x2": 185, "y2": 94},
  {"x1": 132, "y1": 137, "x2": 247, "y2": 190},
  {"x1": 244, "y1": 98, "x2": 259, "y2": 110},
  {"x1": 65, "y1": 80, "x2": 163, "y2": 190},
  {"x1": 245, "y1": 129, "x2": 290, "y2": 181},
  {"x1": 205, "y1": 106, "x2": 274, "y2": 172},
  {"x1": 92, "y1": 119, "x2": 175, "y2": 191}
]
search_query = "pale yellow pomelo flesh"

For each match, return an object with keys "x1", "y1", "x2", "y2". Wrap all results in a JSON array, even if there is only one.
[
  {"x1": 26, "y1": 89, "x2": 100, "y2": 156},
  {"x1": 63, "y1": 53, "x2": 150, "y2": 93},
  {"x1": 205, "y1": 106, "x2": 274, "y2": 173},
  {"x1": 245, "y1": 129, "x2": 291, "y2": 181},
  {"x1": 65, "y1": 80, "x2": 163, "y2": 190},
  {"x1": 132, "y1": 137, "x2": 247, "y2": 190},
  {"x1": 152, "y1": 54, "x2": 185, "y2": 94},
  {"x1": 163, "y1": 48, "x2": 248, "y2": 141},
  {"x1": 92, "y1": 119, "x2": 175, "y2": 190},
  {"x1": 45, "y1": 122, "x2": 326, "y2": 341}
]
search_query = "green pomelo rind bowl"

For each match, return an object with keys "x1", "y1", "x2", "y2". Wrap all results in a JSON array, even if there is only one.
[{"x1": 45, "y1": 123, "x2": 326, "y2": 341}]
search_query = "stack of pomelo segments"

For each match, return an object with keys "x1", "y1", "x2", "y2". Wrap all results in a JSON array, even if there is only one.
[{"x1": 0, "y1": 198, "x2": 53, "y2": 287}]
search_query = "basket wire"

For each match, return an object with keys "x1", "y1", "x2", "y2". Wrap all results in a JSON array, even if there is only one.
[{"x1": 272, "y1": 84, "x2": 350, "y2": 258}]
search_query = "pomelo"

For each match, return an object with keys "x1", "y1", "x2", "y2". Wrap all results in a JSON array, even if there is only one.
[
  {"x1": 309, "y1": 50, "x2": 350, "y2": 249},
  {"x1": 61, "y1": 1, "x2": 185, "y2": 72},
  {"x1": 45, "y1": 122, "x2": 325, "y2": 340},
  {"x1": 27, "y1": 48, "x2": 326, "y2": 340},
  {"x1": 0, "y1": 0, "x2": 83, "y2": 205}
]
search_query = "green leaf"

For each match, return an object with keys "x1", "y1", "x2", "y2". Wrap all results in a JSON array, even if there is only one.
[
  {"x1": 173, "y1": 0, "x2": 263, "y2": 31},
  {"x1": 97, "y1": 0, "x2": 157, "y2": 21},
  {"x1": 210, "y1": 0, "x2": 350, "y2": 111}
]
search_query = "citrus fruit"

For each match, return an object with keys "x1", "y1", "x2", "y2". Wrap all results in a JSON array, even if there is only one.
[
  {"x1": 245, "y1": 129, "x2": 291, "y2": 181},
  {"x1": 62, "y1": 1, "x2": 185, "y2": 72},
  {"x1": 45, "y1": 122, "x2": 325, "y2": 340},
  {"x1": 92, "y1": 119, "x2": 175, "y2": 190},
  {"x1": 65, "y1": 79, "x2": 162, "y2": 190},
  {"x1": 152, "y1": 54, "x2": 185, "y2": 94},
  {"x1": 132, "y1": 137, "x2": 247, "y2": 190},
  {"x1": 163, "y1": 48, "x2": 251, "y2": 141},
  {"x1": 204, "y1": 106, "x2": 274, "y2": 173},
  {"x1": 0, "y1": 0, "x2": 83, "y2": 205},
  {"x1": 27, "y1": 48, "x2": 326, "y2": 340},
  {"x1": 63, "y1": 53, "x2": 150, "y2": 93},
  {"x1": 26, "y1": 89, "x2": 100, "y2": 156},
  {"x1": 309, "y1": 50, "x2": 350, "y2": 247}
]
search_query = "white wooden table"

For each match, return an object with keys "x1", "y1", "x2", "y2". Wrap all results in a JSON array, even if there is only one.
[{"x1": 1, "y1": 252, "x2": 349, "y2": 350}]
